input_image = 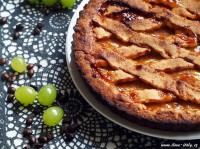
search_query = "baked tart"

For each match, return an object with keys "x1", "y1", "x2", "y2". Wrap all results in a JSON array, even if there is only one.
[{"x1": 73, "y1": 0, "x2": 200, "y2": 131}]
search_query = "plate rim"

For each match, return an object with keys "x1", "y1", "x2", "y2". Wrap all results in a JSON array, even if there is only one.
[{"x1": 65, "y1": 0, "x2": 200, "y2": 140}]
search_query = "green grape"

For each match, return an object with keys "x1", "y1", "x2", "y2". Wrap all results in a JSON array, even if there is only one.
[
  {"x1": 38, "y1": 84, "x2": 57, "y2": 106},
  {"x1": 11, "y1": 57, "x2": 27, "y2": 73},
  {"x1": 43, "y1": 106, "x2": 64, "y2": 126},
  {"x1": 42, "y1": 0, "x2": 56, "y2": 6},
  {"x1": 15, "y1": 86, "x2": 37, "y2": 106},
  {"x1": 60, "y1": 0, "x2": 76, "y2": 8}
]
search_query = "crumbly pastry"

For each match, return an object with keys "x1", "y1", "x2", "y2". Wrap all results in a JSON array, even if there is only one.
[{"x1": 73, "y1": 0, "x2": 200, "y2": 131}]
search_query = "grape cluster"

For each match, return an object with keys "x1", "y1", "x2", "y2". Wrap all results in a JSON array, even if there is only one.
[
  {"x1": 15, "y1": 84, "x2": 57, "y2": 106},
  {"x1": 28, "y1": 0, "x2": 76, "y2": 8},
  {"x1": 15, "y1": 84, "x2": 63, "y2": 126},
  {"x1": 10, "y1": 57, "x2": 64, "y2": 126},
  {"x1": 11, "y1": 57, "x2": 57, "y2": 106}
]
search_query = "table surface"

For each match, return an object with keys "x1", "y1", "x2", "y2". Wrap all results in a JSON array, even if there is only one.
[{"x1": 0, "y1": 0, "x2": 200, "y2": 148}]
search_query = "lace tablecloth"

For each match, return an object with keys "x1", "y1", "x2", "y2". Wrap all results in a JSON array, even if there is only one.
[{"x1": 0, "y1": 0, "x2": 200, "y2": 148}]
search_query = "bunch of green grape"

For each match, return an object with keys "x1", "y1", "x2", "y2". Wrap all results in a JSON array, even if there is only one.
[
  {"x1": 15, "y1": 84, "x2": 57, "y2": 106},
  {"x1": 11, "y1": 57, "x2": 58, "y2": 107},
  {"x1": 15, "y1": 84, "x2": 64, "y2": 126},
  {"x1": 12, "y1": 56, "x2": 64, "y2": 126},
  {"x1": 28, "y1": 0, "x2": 76, "y2": 8}
]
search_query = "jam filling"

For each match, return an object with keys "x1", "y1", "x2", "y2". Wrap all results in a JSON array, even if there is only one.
[
  {"x1": 107, "y1": 10, "x2": 145, "y2": 22},
  {"x1": 92, "y1": 0, "x2": 200, "y2": 110}
]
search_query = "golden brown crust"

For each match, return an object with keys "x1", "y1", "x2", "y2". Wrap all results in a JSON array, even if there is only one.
[{"x1": 73, "y1": 0, "x2": 200, "y2": 131}]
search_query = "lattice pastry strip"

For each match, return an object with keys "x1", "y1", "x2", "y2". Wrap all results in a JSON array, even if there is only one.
[
  {"x1": 145, "y1": 0, "x2": 200, "y2": 18},
  {"x1": 114, "y1": 0, "x2": 200, "y2": 34},
  {"x1": 93, "y1": 56, "x2": 194, "y2": 73}
]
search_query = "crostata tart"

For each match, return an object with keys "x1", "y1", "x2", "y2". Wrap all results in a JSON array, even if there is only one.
[{"x1": 73, "y1": 0, "x2": 200, "y2": 131}]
